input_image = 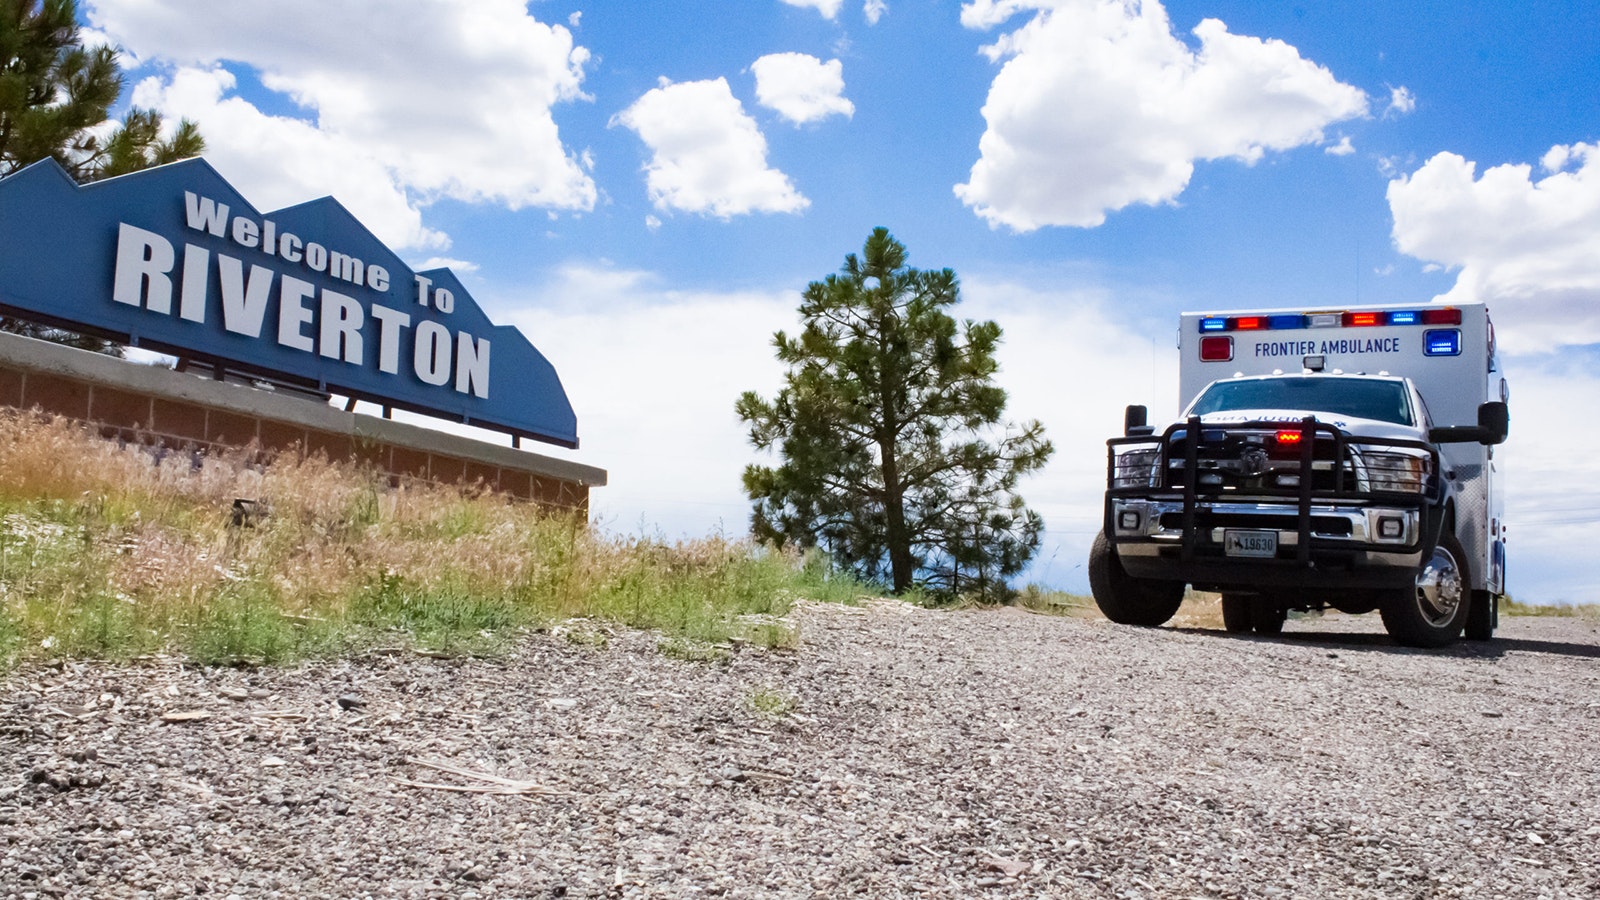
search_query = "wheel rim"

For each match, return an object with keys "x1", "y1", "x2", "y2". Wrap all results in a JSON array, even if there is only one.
[{"x1": 1414, "y1": 543, "x2": 1464, "y2": 627}]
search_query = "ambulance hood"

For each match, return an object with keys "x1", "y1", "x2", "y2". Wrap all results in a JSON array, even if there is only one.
[{"x1": 1184, "y1": 410, "x2": 1425, "y2": 443}]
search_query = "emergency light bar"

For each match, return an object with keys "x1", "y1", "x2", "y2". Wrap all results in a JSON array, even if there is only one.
[{"x1": 1197, "y1": 308, "x2": 1463, "y2": 333}]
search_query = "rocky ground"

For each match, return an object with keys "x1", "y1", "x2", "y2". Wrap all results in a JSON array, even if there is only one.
[{"x1": 3, "y1": 601, "x2": 1598, "y2": 899}]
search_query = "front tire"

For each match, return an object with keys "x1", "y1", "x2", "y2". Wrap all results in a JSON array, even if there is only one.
[
  {"x1": 1221, "y1": 594, "x2": 1284, "y2": 635},
  {"x1": 1221, "y1": 594, "x2": 1253, "y2": 633},
  {"x1": 1251, "y1": 597, "x2": 1286, "y2": 635},
  {"x1": 1380, "y1": 531, "x2": 1471, "y2": 648},
  {"x1": 1089, "y1": 531, "x2": 1184, "y2": 627}
]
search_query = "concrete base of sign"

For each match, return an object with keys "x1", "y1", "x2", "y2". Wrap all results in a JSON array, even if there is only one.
[{"x1": 0, "y1": 331, "x2": 606, "y2": 509}]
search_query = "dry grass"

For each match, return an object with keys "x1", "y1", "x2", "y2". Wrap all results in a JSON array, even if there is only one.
[{"x1": 0, "y1": 412, "x2": 863, "y2": 668}]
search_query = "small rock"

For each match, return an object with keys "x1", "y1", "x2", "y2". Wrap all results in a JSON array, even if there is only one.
[
  {"x1": 1527, "y1": 832, "x2": 1545, "y2": 845},
  {"x1": 220, "y1": 688, "x2": 249, "y2": 702},
  {"x1": 336, "y1": 695, "x2": 366, "y2": 710},
  {"x1": 983, "y1": 857, "x2": 1029, "y2": 878}
]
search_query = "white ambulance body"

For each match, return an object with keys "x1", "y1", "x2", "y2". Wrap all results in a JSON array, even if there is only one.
[
  {"x1": 1092, "y1": 301, "x2": 1510, "y2": 648},
  {"x1": 1178, "y1": 301, "x2": 1509, "y2": 600}
]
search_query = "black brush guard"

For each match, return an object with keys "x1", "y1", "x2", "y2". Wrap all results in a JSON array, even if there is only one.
[{"x1": 1104, "y1": 416, "x2": 1445, "y2": 571}]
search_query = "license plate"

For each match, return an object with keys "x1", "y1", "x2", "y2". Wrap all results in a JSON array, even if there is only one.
[{"x1": 1224, "y1": 529, "x2": 1278, "y2": 558}]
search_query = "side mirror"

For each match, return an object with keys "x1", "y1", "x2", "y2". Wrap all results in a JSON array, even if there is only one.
[
  {"x1": 1478, "y1": 400, "x2": 1509, "y2": 445},
  {"x1": 1124, "y1": 404, "x2": 1152, "y2": 436},
  {"x1": 1429, "y1": 400, "x2": 1510, "y2": 446}
]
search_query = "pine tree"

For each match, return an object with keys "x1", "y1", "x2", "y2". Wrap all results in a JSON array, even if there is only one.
[
  {"x1": 1, "y1": 0, "x2": 203, "y2": 181},
  {"x1": 1, "y1": 0, "x2": 205, "y2": 353},
  {"x1": 737, "y1": 228, "x2": 1054, "y2": 602}
]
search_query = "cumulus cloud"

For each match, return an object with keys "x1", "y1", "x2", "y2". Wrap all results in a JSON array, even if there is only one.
[
  {"x1": 129, "y1": 69, "x2": 447, "y2": 251},
  {"x1": 954, "y1": 0, "x2": 1368, "y2": 230},
  {"x1": 779, "y1": 0, "x2": 844, "y2": 18},
  {"x1": 1325, "y1": 136, "x2": 1355, "y2": 156},
  {"x1": 502, "y1": 265, "x2": 799, "y2": 537},
  {"x1": 1384, "y1": 85, "x2": 1417, "y2": 118},
  {"x1": 85, "y1": 0, "x2": 596, "y2": 249},
  {"x1": 752, "y1": 53, "x2": 855, "y2": 125},
  {"x1": 614, "y1": 78, "x2": 809, "y2": 218},
  {"x1": 864, "y1": 0, "x2": 888, "y2": 24},
  {"x1": 1387, "y1": 143, "x2": 1600, "y2": 351}
]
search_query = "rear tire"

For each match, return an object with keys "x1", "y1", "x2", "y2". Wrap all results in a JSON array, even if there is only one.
[
  {"x1": 1089, "y1": 531, "x2": 1185, "y2": 627},
  {"x1": 1380, "y1": 531, "x2": 1471, "y2": 648},
  {"x1": 1464, "y1": 589, "x2": 1496, "y2": 641},
  {"x1": 1221, "y1": 594, "x2": 1253, "y2": 633}
]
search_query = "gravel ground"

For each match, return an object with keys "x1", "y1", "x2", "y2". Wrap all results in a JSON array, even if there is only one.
[{"x1": 3, "y1": 602, "x2": 1599, "y2": 899}]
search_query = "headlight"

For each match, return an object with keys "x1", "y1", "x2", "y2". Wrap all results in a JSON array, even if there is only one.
[
  {"x1": 1113, "y1": 446, "x2": 1161, "y2": 488},
  {"x1": 1358, "y1": 450, "x2": 1430, "y2": 493}
]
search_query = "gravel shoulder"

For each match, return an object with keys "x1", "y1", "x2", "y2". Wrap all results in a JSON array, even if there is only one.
[{"x1": 4, "y1": 603, "x2": 1599, "y2": 899}]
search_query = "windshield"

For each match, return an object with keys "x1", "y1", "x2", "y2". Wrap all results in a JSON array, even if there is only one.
[{"x1": 1186, "y1": 378, "x2": 1414, "y2": 426}]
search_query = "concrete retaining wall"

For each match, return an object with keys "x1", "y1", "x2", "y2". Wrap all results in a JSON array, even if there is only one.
[{"x1": 0, "y1": 331, "x2": 606, "y2": 509}]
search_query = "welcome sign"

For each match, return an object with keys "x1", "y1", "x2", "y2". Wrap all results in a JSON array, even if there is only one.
[{"x1": 0, "y1": 158, "x2": 578, "y2": 448}]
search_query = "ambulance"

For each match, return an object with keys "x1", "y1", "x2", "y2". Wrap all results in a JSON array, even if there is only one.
[{"x1": 1092, "y1": 301, "x2": 1509, "y2": 647}]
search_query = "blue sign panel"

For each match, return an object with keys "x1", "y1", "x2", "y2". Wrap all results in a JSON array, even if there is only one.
[{"x1": 0, "y1": 158, "x2": 578, "y2": 447}]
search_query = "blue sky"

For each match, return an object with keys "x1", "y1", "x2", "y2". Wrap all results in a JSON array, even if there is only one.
[{"x1": 80, "y1": 0, "x2": 1600, "y2": 602}]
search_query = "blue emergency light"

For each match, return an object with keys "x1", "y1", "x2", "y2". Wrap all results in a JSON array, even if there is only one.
[{"x1": 1423, "y1": 329, "x2": 1462, "y2": 356}]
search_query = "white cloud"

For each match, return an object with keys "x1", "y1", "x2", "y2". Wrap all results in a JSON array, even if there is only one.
[
  {"x1": 504, "y1": 261, "x2": 1175, "y2": 593},
  {"x1": 780, "y1": 0, "x2": 845, "y2": 18},
  {"x1": 864, "y1": 0, "x2": 888, "y2": 24},
  {"x1": 954, "y1": 0, "x2": 1368, "y2": 230},
  {"x1": 413, "y1": 257, "x2": 480, "y2": 275},
  {"x1": 501, "y1": 265, "x2": 799, "y2": 538},
  {"x1": 954, "y1": 276, "x2": 1180, "y2": 587},
  {"x1": 614, "y1": 78, "x2": 809, "y2": 218},
  {"x1": 128, "y1": 69, "x2": 447, "y2": 251},
  {"x1": 85, "y1": 0, "x2": 596, "y2": 250},
  {"x1": 752, "y1": 53, "x2": 855, "y2": 125},
  {"x1": 1387, "y1": 143, "x2": 1600, "y2": 351},
  {"x1": 1325, "y1": 135, "x2": 1355, "y2": 156},
  {"x1": 1384, "y1": 84, "x2": 1417, "y2": 118},
  {"x1": 1496, "y1": 356, "x2": 1600, "y2": 603}
]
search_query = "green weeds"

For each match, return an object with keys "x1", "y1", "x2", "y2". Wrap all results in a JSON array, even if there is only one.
[{"x1": 0, "y1": 412, "x2": 869, "y2": 670}]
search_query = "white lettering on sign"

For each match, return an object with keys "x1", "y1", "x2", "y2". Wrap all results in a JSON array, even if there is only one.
[
  {"x1": 455, "y1": 332, "x2": 490, "y2": 397},
  {"x1": 414, "y1": 274, "x2": 454, "y2": 313},
  {"x1": 1320, "y1": 337, "x2": 1400, "y2": 355},
  {"x1": 414, "y1": 321, "x2": 451, "y2": 386},
  {"x1": 369, "y1": 304, "x2": 411, "y2": 374},
  {"x1": 321, "y1": 290, "x2": 365, "y2": 365},
  {"x1": 181, "y1": 192, "x2": 390, "y2": 293},
  {"x1": 110, "y1": 220, "x2": 486, "y2": 396},
  {"x1": 1254, "y1": 337, "x2": 1402, "y2": 358},
  {"x1": 277, "y1": 275, "x2": 316, "y2": 351},
  {"x1": 1253, "y1": 340, "x2": 1318, "y2": 358},
  {"x1": 111, "y1": 223, "x2": 175, "y2": 313}
]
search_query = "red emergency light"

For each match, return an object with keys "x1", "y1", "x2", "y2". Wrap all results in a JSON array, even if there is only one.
[
  {"x1": 1199, "y1": 336, "x2": 1234, "y2": 361},
  {"x1": 1343, "y1": 311, "x2": 1383, "y2": 327},
  {"x1": 1421, "y1": 308, "x2": 1462, "y2": 325},
  {"x1": 1275, "y1": 430, "x2": 1303, "y2": 445},
  {"x1": 1233, "y1": 316, "x2": 1265, "y2": 330}
]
